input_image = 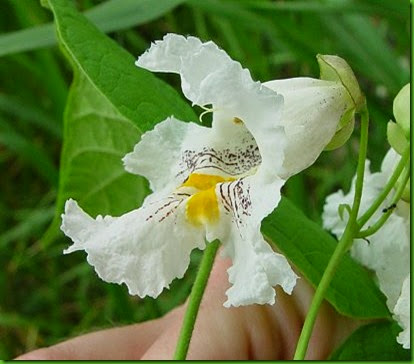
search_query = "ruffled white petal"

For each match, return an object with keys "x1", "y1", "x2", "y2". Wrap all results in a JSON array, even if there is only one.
[
  {"x1": 61, "y1": 198, "x2": 116, "y2": 253},
  {"x1": 137, "y1": 34, "x2": 286, "y2": 180},
  {"x1": 394, "y1": 275, "x2": 410, "y2": 349},
  {"x1": 123, "y1": 117, "x2": 211, "y2": 192},
  {"x1": 354, "y1": 212, "x2": 410, "y2": 309},
  {"x1": 211, "y1": 175, "x2": 297, "y2": 307},
  {"x1": 135, "y1": 34, "x2": 204, "y2": 74},
  {"x1": 264, "y1": 78, "x2": 353, "y2": 178},
  {"x1": 136, "y1": 33, "x2": 234, "y2": 106},
  {"x1": 221, "y1": 224, "x2": 297, "y2": 307},
  {"x1": 195, "y1": 64, "x2": 286, "y2": 182},
  {"x1": 61, "y1": 198, "x2": 204, "y2": 298},
  {"x1": 124, "y1": 116, "x2": 264, "y2": 190}
]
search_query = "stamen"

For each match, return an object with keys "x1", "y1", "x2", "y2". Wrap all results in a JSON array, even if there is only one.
[
  {"x1": 233, "y1": 117, "x2": 244, "y2": 125},
  {"x1": 181, "y1": 173, "x2": 233, "y2": 190}
]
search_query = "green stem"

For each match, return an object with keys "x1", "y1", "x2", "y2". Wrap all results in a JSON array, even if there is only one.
[
  {"x1": 357, "y1": 145, "x2": 410, "y2": 228},
  {"x1": 293, "y1": 106, "x2": 370, "y2": 360},
  {"x1": 357, "y1": 165, "x2": 410, "y2": 238},
  {"x1": 173, "y1": 240, "x2": 220, "y2": 360}
]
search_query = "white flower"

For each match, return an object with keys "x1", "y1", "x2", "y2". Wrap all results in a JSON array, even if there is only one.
[
  {"x1": 323, "y1": 149, "x2": 410, "y2": 348},
  {"x1": 394, "y1": 275, "x2": 410, "y2": 349},
  {"x1": 61, "y1": 34, "x2": 355, "y2": 307}
]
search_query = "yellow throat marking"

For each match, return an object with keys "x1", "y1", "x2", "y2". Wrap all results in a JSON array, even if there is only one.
[{"x1": 182, "y1": 173, "x2": 234, "y2": 226}]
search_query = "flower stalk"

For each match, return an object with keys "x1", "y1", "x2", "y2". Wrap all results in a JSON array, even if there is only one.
[
  {"x1": 174, "y1": 240, "x2": 220, "y2": 360},
  {"x1": 293, "y1": 104, "x2": 370, "y2": 360},
  {"x1": 356, "y1": 145, "x2": 410, "y2": 229},
  {"x1": 357, "y1": 165, "x2": 410, "y2": 238}
]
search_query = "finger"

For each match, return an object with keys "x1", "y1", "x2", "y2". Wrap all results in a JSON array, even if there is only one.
[
  {"x1": 285, "y1": 277, "x2": 361, "y2": 360},
  {"x1": 141, "y1": 255, "x2": 283, "y2": 360},
  {"x1": 15, "y1": 315, "x2": 173, "y2": 360},
  {"x1": 15, "y1": 252, "x2": 233, "y2": 361},
  {"x1": 141, "y1": 256, "x2": 249, "y2": 360}
]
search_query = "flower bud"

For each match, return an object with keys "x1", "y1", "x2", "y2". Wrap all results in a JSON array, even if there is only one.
[
  {"x1": 317, "y1": 54, "x2": 365, "y2": 112},
  {"x1": 317, "y1": 55, "x2": 363, "y2": 150},
  {"x1": 387, "y1": 121, "x2": 409, "y2": 155},
  {"x1": 393, "y1": 83, "x2": 410, "y2": 138},
  {"x1": 324, "y1": 116, "x2": 355, "y2": 151},
  {"x1": 388, "y1": 84, "x2": 410, "y2": 155}
]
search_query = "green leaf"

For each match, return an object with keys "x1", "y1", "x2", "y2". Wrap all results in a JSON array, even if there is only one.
[
  {"x1": 57, "y1": 74, "x2": 149, "y2": 218},
  {"x1": 43, "y1": 0, "x2": 196, "y2": 244},
  {"x1": 0, "y1": 0, "x2": 185, "y2": 57},
  {"x1": 330, "y1": 322, "x2": 410, "y2": 360},
  {"x1": 262, "y1": 198, "x2": 390, "y2": 319}
]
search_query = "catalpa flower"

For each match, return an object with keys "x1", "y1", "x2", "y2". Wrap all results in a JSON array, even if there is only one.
[
  {"x1": 62, "y1": 34, "x2": 358, "y2": 307},
  {"x1": 323, "y1": 149, "x2": 410, "y2": 348}
]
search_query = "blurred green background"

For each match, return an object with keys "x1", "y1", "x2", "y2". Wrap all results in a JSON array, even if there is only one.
[{"x1": 0, "y1": 0, "x2": 409, "y2": 359}]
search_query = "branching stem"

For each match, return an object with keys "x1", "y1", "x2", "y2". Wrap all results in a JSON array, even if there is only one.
[
  {"x1": 356, "y1": 145, "x2": 410, "y2": 229},
  {"x1": 357, "y1": 165, "x2": 410, "y2": 238}
]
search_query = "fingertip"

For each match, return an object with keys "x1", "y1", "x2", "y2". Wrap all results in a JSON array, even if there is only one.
[{"x1": 15, "y1": 348, "x2": 58, "y2": 360}]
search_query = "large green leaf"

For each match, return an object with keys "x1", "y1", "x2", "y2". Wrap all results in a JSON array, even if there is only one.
[
  {"x1": 330, "y1": 322, "x2": 410, "y2": 360},
  {"x1": 0, "y1": 0, "x2": 185, "y2": 57},
  {"x1": 43, "y1": 0, "x2": 196, "y2": 243},
  {"x1": 262, "y1": 198, "x2": 390, "y2": 319}
]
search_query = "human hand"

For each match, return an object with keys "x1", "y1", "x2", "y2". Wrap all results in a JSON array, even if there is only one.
[{"x1": 16, "y1": 257, "x2": 359, "y2": 360}]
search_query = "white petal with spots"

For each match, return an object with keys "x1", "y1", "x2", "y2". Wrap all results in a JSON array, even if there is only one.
[{"x1": 62, "y1": 197, "x2": 204, "y2": 298}]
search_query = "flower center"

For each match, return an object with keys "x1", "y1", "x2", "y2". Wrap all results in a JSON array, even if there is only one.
[{"x1": 182, "y1": 173, "x2": 234, "y2": 226}]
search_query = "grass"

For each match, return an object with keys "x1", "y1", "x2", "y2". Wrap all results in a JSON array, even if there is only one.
[{"x1": 0, "y1": 0, "x2": 409, "y2": 359}]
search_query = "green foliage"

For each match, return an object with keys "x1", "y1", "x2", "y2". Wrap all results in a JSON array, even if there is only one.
[
  {"x1": 44, "y1": 0, "x2": 196, "y2": 239},
  {"x1": 0, "y1": 0, "x2": 185, "y2": 57},
  {"x1": 0, "y1": 118, "x2": 58, "y2": 186},
  {"x1": 262, "y1": 198, "x2": 390, "y2": 319},
  {"x1": 330, "y1": 322, "x2": 411, "y2": 360},
  {"x1": 0, "y1": 0, "x2": 409, "y2": 359}
]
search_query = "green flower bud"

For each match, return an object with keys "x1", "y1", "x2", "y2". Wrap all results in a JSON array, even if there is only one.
[
  {"x1": 325, "y1": 116, "x2": 355, "y2": 151},
  {"x1": 318, "y1": 54, "x2": 362, "y2": 150},
  {"x1": 40, "y1": 0, "x2": 51, "y2": 9},
  {"x1": 393, "y1": 83, "x2": 410, "y2": 139},
  {"x1": 387, "y1": 84, "x2": 410, "y2": 155},
  {"x1": 387, "y1": 121, "x2": 409, "y2": 155},
  {"x1": 317, "y1": 54, "x2": 365, "y2": 112}
]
